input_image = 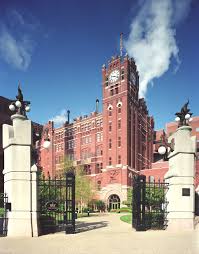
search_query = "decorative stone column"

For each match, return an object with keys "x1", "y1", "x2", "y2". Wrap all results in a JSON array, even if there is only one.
[
  {"x1": 165, "y1": 125, "x2": 196, "y2": 231},
  {"x1": 3, "y1": 112, "x2": 39, "y2": 237}
]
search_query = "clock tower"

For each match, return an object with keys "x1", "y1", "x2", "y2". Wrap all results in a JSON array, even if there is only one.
[{"x1": 100, "y1": 53, "x2": 154, "y2": 208}]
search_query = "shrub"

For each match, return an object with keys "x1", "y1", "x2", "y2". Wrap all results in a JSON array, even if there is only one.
[
  {"x1": 145, "y1": 212, "x2": 165, "y2": 229},
  {"x1": 0, "y1": 208, "x2": 4, "y2": 217},
  {"x1": 39, "y1": 214, "x2": 56, "y2": 234}
]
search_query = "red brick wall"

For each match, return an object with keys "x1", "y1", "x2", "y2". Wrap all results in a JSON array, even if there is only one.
[{"x1": 39, "y1": 55, "x2": 154, "y2": 191}]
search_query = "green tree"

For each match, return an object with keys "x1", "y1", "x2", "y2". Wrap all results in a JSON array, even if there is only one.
[
  {"x1": 122, "y1": 187, "x2": 133, "y2": 207},
  {"x1": 60, "y1": 156, "x2": 96, "y2": 213}
]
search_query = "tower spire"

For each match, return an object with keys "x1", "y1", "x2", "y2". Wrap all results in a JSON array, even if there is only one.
[{"x1": 120, "y1": 32, "x2": 123, "y2": 57}]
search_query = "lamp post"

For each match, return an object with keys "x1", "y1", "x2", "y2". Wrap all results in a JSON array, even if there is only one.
[
  {"x1": 158, "y1": 133, "x2": 175, "y2": 160},
  {"x1": 8, "y1": 85, "x2": 51, "y2": 164},
  {"x1": 158, "y1": 100, "x2": 193, "y2": 160},
  {"x1": 40, "y1": 128, "x2": 51, "y2": 149}
]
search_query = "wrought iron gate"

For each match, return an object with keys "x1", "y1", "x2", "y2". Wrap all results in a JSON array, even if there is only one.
[
  {"x1": 38, "y1": 171, "x2": 75, "y2": 235},
  {"x1": 132, "y1": 175, "x2": 168, "y2": 231},
  {"x1": 65, "y1": 171, "x2": 75, "y2": 234},
  {"x1": 0, "y1": 193, "x2": 8, "y2": 237}
]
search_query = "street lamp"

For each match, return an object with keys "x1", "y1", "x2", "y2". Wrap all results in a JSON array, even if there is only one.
[
  {"x1": 42, "y1": 128, "x2": 51, "y2": 149},
  {"x1": 158, "y1": 133, "x2": 175, "y2": 161}
]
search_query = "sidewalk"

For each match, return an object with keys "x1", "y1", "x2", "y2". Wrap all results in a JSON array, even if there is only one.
[{"x1": 0, "y1": 213, "x2": 199, "y2": 254}]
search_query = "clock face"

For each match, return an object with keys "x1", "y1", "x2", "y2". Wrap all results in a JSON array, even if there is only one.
[{"x1": 109, "y1": 70, "x2": 120, "y2": 83}]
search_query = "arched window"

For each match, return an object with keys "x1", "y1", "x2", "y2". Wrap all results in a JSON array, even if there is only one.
[
  {"x1": 109, "y1": 108, "x2": 112, "y2": 116},
  {"x1": 118, "y1": 104, "x2": 121, "y2": 113}
]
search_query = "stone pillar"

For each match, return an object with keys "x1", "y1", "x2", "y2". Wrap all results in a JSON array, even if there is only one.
[
  {"x1": 3, "y1": 114, "x2": 39, "y2": 237},
  {"x1": 164, "y1": 126, "x2": 196, "y2": 231}
]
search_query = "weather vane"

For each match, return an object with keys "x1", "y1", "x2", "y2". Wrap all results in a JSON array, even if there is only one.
[
  {"x1": 175, "y1": 100, "x2": 193, "y2": 127},
  {"x1": 9, "y1": 83, "x2": 31, "y2": 117}
]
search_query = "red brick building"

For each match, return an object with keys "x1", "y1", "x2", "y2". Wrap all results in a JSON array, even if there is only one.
[
  {"x1": 39, "y1": 54, "x2": 154, "y2": 209},
  {"x1": 141, "y1": 117, "x2": 199, "y2": 191}
]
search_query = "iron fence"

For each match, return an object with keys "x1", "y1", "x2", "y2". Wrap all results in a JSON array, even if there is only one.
[
  {"x1": 132, "y1": 175, "x2": 168, "y2": 231},
  {"x1": 38, "y1": 171, "x2": 75, "y2": 235},
  {"x1": 0, "y1": 193, "x2": 8, "y2": 237}
]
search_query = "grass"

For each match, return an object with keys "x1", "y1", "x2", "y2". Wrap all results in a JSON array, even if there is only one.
[
  {"x1": 120, "y1": 214, "x2": 132, "y2": 224},
  {"x1": 77, "y1": 212, "x2": 100, "y2": 218}
]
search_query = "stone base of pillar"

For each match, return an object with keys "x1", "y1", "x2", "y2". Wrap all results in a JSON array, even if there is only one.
[
  {"x1": 7, "y1": 211, "x2": 39, "y2": 237},
  {"x1": 166, "y1": 218, "x2": 195, "y2": 231}
]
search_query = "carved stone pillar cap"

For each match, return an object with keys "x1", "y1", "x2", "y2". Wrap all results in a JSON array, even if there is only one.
[
  {"x1": 177, "y1": 125, "x2": 192, "y2": 131},
  {"x1": 11, "y1": 114, "x2": 27, "y2": 121}
]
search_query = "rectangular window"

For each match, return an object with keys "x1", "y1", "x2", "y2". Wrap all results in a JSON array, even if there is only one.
[
  {"x1": 97, "y1": 181, "x2": 101, "y2": 190},
  {"x1": 109, "y1": 157, "x2": 112, "y2": 165},
  {"x1": 109, "y1": 139, "x2": 112, "y2": 149},
  {"x1": 96, "y1": 163, "x2": 100, "y2": 173},
  {"x1": 110, "y1": 89, "x2": 114, "y2": 96},
  {"x1": 115, "y1": 87, "x2": 118, "y2": 94},
  {"x1": 118, "y1": 155, "x2": 121, "y2": 164},
  {"x1": 55, "y1": 156, "x2": 58, "y2": 164},
  {"x1": 118, "y1": 119, "x2": 121, "y2": 129},
  {"x1": 105, "y1": 77, "x2": 109, "y2": 86},
  {"x1": 109, "y1": 122, "x2": 112, "y2": 132},
  {"x1": 97, "y1": 133, "x2": 100, "y2": 142},
  {"x1": 118, "y1": 137, "x2": 121, "y2": 147}
]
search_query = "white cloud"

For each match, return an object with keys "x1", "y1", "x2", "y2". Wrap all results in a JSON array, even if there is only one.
[
  {"x1": 50, "y1": 109, "x2": 68, "y2": 126},
  {"x1": 125, "y1": 0, "x2": 192, "y2": 98},
  {"x1": 0, "y1": 26, "x2": 33, "y2": 70},
  {"x1": 0, "y1": 10, "x2": 37, "y2": 70}
]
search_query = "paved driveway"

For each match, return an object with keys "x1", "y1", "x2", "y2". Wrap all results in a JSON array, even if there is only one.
[{"x1": 0, "y1": 213, "x2": 199, "y2": 254}]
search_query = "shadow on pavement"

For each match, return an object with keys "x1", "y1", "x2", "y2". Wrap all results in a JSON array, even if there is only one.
[{"x1": 75, "y1": 220, "x2": 108, "y2": 233}]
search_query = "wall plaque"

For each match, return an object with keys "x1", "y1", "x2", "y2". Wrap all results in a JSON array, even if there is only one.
[{"x1": 182, "y1": 188, "x2": 190, "y2": 196}]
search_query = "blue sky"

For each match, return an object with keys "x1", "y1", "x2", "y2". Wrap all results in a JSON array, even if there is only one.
[{"x1": 0, "y1": 0, "x2": 199, "y2": 130}]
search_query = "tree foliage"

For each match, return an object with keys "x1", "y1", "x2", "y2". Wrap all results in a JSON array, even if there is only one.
[
  {"x1": 60, "y1": 156, "x2": 96, "y2": 212},
  {"x1": 122, "y1": 184, "x2": 165, "y2": 210}
]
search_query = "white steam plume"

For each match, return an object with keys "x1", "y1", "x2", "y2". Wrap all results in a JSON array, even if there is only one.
[
  {"x1": 125, "y1": 0, "x2": 192, "y2": 98},
  {"x1": 50, "y1": 109, "x2": 68, "y2": 126}
]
